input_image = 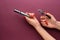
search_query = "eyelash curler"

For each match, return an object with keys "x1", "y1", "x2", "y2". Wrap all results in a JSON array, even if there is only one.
[
  {"x1": 38, "y1": 9, "x2": 51, "y2": 25},
  {"x1": 38, "y1": 9, "x2": 51, "y2": 19}
]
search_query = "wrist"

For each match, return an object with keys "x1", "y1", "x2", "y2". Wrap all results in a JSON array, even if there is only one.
[
  {"x1": 33, "y1": 24, "x2": 41, "y2": 29},
  {"x1": 33, "y1": 24, "x2": 56, "y2": 40},
  {"x1": 55, "y1": 21, "x2": 60, "y2": 30}
]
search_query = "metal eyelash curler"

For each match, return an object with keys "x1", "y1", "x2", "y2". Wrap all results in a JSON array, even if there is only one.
[
  {"x1": 38, "y1": 9, "x2": 51, "y2": 19},
  {"x1": 38, "y1": 9, "x2": 51, "y2": 25}
]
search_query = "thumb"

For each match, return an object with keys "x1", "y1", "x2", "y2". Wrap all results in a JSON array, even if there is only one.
[
  {"x1": 28, "y1": 13, "x2": 35, "y2": 18},
  {"x1": 46, "y1": 13, "x2": 56, "y2": 21}
]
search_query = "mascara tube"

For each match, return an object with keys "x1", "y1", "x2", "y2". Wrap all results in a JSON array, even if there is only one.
[
  {"x1": 14, "y1": 9, "x2": 30, "y2": 17},
  {"x1": 14, "y1": 9, "x2": 34, "y2": 18}
]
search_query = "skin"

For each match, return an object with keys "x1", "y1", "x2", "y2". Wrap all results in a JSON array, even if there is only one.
[
  {"x1": 25, "y1": 13, "x2": 56, "y2": 40},
  {"x1": 40, "y1": 13, "x2": 60, "y2": 30}
]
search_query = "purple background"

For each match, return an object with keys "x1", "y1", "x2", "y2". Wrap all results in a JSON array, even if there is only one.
[{"x1": 0, "y1": 0, "x2": 60, "y2": 40}]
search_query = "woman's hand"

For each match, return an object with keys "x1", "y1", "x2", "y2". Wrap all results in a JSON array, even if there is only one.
[
  {"x1": 25, "y1": 12, "x2": 56, "y2": 40},
  {"x1": 25, "y1": 13, "x2": 40, "y2": 27},
  {"x1": 40, "y1": 13, "x2": 60, "y2": 30}
]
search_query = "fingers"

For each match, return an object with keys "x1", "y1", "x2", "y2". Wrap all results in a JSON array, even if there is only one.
[
  {"x1": 25, "y1": 13, "x2": 36, "y2": 21},
  {"x1": 40, "y1": 16, "x2": 48, "y2": 25},
  {"x1": 41, "y1": 21, "x2": 48, "y2": 27},
  {"x1": 28, "y1": 13, "x2": 35, "y2": 18},
  {"x1": 25, "y1": 16, "x2": 31, "y2": 22},
  {"x1": 40, "y1": 13, "x2": 54, "y2": 26},
  {"x1": 40, "y1": 13, "x2": 56, "y2": 21},
  {"x1": 40, "y1": 16, "x2": 48, "y2": 21},
  {"x1": 46, "y1": 13, "x2": 56, "y2": 21},
  {"x1": 26, "y1": 12, "x2": 35, "y2": 18},
  {"x1": 46, "y1": 13, "x2": 54, "y2": 18}
]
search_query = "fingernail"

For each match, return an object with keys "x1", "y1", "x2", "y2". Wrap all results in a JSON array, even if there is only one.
[{"x1": 44, "y1": 21, "x2": 48, "y2": 25}]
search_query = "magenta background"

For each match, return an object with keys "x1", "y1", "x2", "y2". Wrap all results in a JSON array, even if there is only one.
[{"x1": 0, "y1": 0, "x2": 60, "y2": 40}]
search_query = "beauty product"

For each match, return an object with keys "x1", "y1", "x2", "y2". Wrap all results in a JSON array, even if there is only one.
[
  {"x1": 14, "y1": 9, "x2": 30, "y2": 17},
  {"x1": 38, "y1": 9, "x2": 51, "y2": 19}
]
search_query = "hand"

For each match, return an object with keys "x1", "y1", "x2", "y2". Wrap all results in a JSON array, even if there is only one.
[
  {"x1": 25, "y1": 13, "x2": 40, "y2": 27},
  {"x1": 40, "y1": 13, "x2": 58, "y2": 29},
  {"x1": 55, "y1": 21, "x2": 60, "y2": 30},
  {"x1": 25, "y1": 13, "x2": 56, "y2": 40}
]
